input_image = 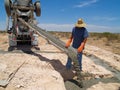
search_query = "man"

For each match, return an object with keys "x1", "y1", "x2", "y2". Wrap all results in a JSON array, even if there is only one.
[{"x1": 65, "y1": 18, "x2": 89, "y2": 71}]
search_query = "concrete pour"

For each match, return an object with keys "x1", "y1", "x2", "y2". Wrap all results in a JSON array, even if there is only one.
[{"x1": 0, "y1": 36, "x2": 120, "y2": 90}]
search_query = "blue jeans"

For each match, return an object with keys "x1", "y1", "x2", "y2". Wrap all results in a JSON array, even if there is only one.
[{"x1": 66, "y1": 52, "x2": 83, "y2": 70}]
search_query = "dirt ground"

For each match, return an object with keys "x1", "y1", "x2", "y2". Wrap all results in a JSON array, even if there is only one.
[
  {"x1": 0, "y1": 33, "x2": 120, "y2": 90},
  {"x1": 87, "y1": 37, "x2": 120, "y2": 55},
  {"x1": 50, "y1": 32, "x2": 120, "y2": 55}
]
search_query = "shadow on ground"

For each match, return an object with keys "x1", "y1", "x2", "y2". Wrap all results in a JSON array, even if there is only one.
[
  {"x1": 7, "y1": 46, "x2": 120, "y2": 90},
  {"x1": 8, "y1": 45, "x2": 75, "y2": 80}
]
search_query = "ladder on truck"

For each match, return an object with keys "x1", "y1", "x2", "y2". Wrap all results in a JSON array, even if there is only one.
[{"x1": 18, "y1": 18, "x2": 83, "y2": 87}]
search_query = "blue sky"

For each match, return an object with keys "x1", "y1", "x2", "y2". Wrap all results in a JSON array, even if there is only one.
[{"x1": 0, "y1": 0, "x2": 120, "y2": 33}]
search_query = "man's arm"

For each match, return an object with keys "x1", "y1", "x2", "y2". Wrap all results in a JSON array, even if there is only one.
[
  {"x1": 77, "y1": 38, "x2": 87, "y2": 53},
  {"x1": 83, "y1": 38, "x2": 87, "y2": 43}
]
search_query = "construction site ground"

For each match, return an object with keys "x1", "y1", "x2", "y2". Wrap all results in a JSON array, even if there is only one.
[{"x1": 0, "y1": 33, "x2": 120, "y2": 90}]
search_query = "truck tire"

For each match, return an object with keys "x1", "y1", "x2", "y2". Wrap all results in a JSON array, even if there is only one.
[
  {"x1": 4, "y1": 0, "x2": 11, "y2": 17},
  {"x1": 35, "y1": 1, "x2": 41, "y2": 16}
]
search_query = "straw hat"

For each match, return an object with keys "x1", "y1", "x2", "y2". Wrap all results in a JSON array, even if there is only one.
[{"x1": 75, "y1": 18, "x2": 86, "y2": 28}]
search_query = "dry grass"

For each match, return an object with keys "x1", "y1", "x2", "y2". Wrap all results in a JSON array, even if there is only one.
[
  {"x1": 90, "y1": 32, "x2": 120, "y2": 42},
  {"x1": 87, "y1": 32, "x2": 120, "y2": 55}
]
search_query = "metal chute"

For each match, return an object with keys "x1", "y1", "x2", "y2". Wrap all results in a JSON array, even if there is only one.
[
  {"x1": 4, "y1": 0, "x2": 12, "y2": 17},
  {"x1": 34, "y1": 1, "x2": 41, "y2": 16},
  {"x1": 18, "y1": 18, "x2": 82, "y2": 86}
]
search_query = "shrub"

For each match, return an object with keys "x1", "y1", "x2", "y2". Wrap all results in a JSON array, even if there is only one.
[{"x1": 89, "y1": 32, "x2": 120, "y2": 41}]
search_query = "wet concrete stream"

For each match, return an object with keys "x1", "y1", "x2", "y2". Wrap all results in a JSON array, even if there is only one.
[
  {"x1": 0, "y1": 50, "x2": 120, "y2": 90},
  {"x1": 86, "y1": 54, "x2": 120, "y2": 81},
  {"x1": 65, "y1": 54, "x2": 120, "y2": 90}
]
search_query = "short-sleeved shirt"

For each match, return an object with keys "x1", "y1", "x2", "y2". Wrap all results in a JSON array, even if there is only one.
[{"x1": 72, "y1": 27, "x2": 89, "y2": 49}]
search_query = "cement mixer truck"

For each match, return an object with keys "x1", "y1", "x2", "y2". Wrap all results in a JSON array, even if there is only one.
[
  {"x1": 4, "y1": 0, "x2": 41, "y2": 46},
  {"x1": 4, "y1": 0, "x2": 83, "y2": 87}
]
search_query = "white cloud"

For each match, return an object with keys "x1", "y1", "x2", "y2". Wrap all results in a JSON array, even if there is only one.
[
  {"x1": 38, "y1": 23, "x2": 120, "y2": 33},
  {"x1": 38, "y1": 24, "x2": 74, "y2": 32},
  {"x1": 1, "y1": 21, "x2": 119, "y2": 33},
  {"x1": 87, "y1": 25, "x2": 120, "y2": 33},
  {"x1": 93, "y1": 16, "x2": 118, "y2": 21},
  {"x1": 74, "y1": 0, "x2": 99, "y2": 8}
]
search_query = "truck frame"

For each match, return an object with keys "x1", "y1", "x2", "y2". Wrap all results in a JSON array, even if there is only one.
[{"x1": 5, "y1": 0, "x2": 41, "y2": 46}]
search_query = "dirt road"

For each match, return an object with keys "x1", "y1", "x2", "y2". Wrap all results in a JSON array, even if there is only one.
[{"x1": 0, "y1": 33, "x2": 120, "y2": 90}]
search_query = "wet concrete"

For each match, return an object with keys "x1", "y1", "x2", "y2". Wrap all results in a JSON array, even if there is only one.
[
  {"x1": 0, "y1": 50, "x2": 120, "y2": 90},
  {"x1": 65, "y1": 77, "x2": 120, "y2": 90},
  {"x1": 65, "y1": 54, "x2": 120, "y2": 90},
  {"x1": 86, "y1": 54, "x2": 120, "y2": 81}
]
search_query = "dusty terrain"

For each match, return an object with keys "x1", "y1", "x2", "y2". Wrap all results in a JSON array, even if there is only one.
[
  {"x1": 50, "y1": 32, "x2": 120, "y2": 55},
  {"x1": 0, "y1": 32, "x2": 120, "y2": 90}
]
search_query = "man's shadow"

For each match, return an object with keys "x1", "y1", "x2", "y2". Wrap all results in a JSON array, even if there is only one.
[
  {"x1": 8, "y1": 45, "x2": 75, "y2": 81},
  {"x1": 31, "y1": 52, "x2": 75, "y2": 81}
]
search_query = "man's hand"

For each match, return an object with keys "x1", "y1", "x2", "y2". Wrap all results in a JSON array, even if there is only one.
[
  {"x1": 77, "y1": 42, "x2": 84, "y2": 53},
  {"x1": 77, "y1": 38, "x2": 87, "y2": 52}
]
